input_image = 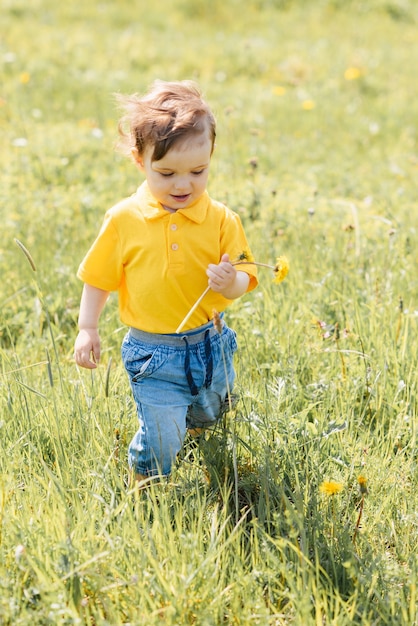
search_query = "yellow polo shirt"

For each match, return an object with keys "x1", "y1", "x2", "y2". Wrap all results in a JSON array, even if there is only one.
[{"x1": 77, "y1": 182, "x2": 258, "y2": 333}]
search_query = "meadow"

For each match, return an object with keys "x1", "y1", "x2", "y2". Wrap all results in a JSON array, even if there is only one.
[{"x1": 1, "y1": 0, "x2": 418, "y2": 623}]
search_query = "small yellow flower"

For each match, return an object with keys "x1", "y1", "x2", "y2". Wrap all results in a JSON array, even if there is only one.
[
  {"x1": 78, "y1": 118, "x2": 97, "y2": 129},
  {"x1": 19, "y1": 72, "x2": 30, "y2": 84},
  {"x1": 358, "y1": 475, "x2": 368, "y2": 494},
  {"x1": 176, "y1": 251, "x2": 289, "y2": 333},
  {"x1": 273, "y1": 85, "x2": 286, "y2": 96},
  {"x1": 235, "y1": 249, "x2": 255, "y2": 263},
  {"x1": 344, "y1": 67, "x2": 362, "y2": 81},
  {"x1": 273, "y1": 256, "x2": 289, "y2": 283},
  {"x1": 320, "y1": 480, "x2": 343, "y2": 496},
  {"x1": 302, "y1": 100, "x2": 315, "y2": 110}
]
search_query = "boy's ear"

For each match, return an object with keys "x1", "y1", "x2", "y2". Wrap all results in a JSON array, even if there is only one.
[{"x1": 131, "y1": 148, "x2": 144, "y2": 170}]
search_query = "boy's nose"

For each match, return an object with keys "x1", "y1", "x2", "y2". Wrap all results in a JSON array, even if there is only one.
[{"x1": 174, "y1": 176, "x2": 189, "y2": 190}]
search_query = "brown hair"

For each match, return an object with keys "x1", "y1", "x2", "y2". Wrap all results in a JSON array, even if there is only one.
[{"x1": 116, "y1": 80, "x2": 216, "y2": 162}]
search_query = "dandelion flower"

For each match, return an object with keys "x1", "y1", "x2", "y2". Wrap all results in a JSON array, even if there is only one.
[
  {"x1": 273, "y1": 85, "x2": 286, "y2": 96},
  {"x1": 273, "y1": 256, "x2": 289, "y2": 283},
  {"x1": 176, "y1": 250, "x2": 288, "y2": 333},
  {"x1": 235, "y1": 249, "x2": 255, "y2": 263},
  {"x1": 358, "y1": 475, "x2": 368, "y2": 494},
  {"x1": 320, "y1": 480, "x2": 343, "y2": 496},
  {"x1": 344, "y1": 67, "x2": 362, "y2": 81},
  {"x1": 19, "y1": 72, "x2": 30, "y2": 84},
  {"x1": 302, "y1": 100, "x2": 315, "y2": 110}
]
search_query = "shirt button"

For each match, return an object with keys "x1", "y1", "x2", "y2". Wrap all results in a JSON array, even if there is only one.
[
  {"x1": 170, "y1": 224, "x2": 177, "y2": 231},
  {"x1": 171, "y1": 243, "x2": 179, "y2": 251}
]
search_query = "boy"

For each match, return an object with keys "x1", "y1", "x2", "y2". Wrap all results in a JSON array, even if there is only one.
[{"x1": 74, "y1": 80, "x2": 258, "y2": 483}]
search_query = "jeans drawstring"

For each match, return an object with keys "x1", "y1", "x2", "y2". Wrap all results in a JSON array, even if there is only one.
[
  {"x1": 183, "y1": 329, "x2": 213, "y2": 396},
  {"x1": 203, "y1": 329, "x2": 213, "y2": 388}
]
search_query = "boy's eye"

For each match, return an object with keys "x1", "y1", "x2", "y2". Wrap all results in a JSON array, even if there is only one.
[{"x1": 159, "y1": 170, "x2": 204, "y2": 177}]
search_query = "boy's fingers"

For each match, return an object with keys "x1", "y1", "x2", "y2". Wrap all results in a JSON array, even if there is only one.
[
  {"x1": 92, "y1": 345, "x2": 100, "y2": 364},
  {"x1": 75, "y1": 346, "x2": 98, "y2": 369}
]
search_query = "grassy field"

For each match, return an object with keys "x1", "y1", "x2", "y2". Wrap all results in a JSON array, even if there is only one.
[{"x1": 1, "y1": 0, "x2": 418, "y2": 623}]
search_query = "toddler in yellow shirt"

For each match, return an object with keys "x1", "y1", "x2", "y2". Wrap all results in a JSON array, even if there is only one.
[{"x1": 74, "y1": 80, "x2": 258, "y2": 483}]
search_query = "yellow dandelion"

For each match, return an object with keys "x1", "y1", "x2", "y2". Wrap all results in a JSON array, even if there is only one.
[
  {"x1": 176, "y1": 251, "x2": 288, "y2": 333},
  {"x1": 235, "y1": 249, "x2": 255, "y2": 264},
  {"x1": 320, "y1": 480, "x2": 343, "y2": 496},
  {"x1": 273, "y1": 255, "x2": 289, "y2": 283},
  {"x1": 302, "y1": 100, "x2": 315, "y2": 110},
  {"x1": 273, "y1": 85, "x2": 286, "y2": 96},
  {"x1": 78, "y1": 118, "x2": 97, "y2": 129},
  {"x1": 19, "y1": 72, "x2": 30, "y2": 84},
  {"x1": 358, "y1": 475, "x2": 368, "y2": 494},
  {"x1": 344, "y1": 67, "x2": 362, "y2": 81}
]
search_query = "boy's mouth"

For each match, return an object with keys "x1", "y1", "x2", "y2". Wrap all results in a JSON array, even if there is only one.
[{"x1": 171, "y1": 194, "x2": 190, "y2": 202}]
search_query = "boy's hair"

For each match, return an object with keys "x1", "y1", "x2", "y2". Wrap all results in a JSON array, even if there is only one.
[{"x1": 116, "y1": 80, "x2": 216, "y2": 162}]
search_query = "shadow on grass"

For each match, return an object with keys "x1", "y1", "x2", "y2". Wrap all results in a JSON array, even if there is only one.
[{"x1": 181, "y1": 422, "x2": 361, "y2": 605}]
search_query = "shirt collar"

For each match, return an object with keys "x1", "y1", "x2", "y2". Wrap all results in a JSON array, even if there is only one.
[{"x1": 135, "y1": 182, "x2": 209, "y2": 224}]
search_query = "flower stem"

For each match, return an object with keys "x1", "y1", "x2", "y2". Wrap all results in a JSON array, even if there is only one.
[
  {"x1": 175, "y1": 259, "x2": 282, "y2": 334},
  {"x1": 353, "y1": 494, "x2": 364, "y2": 546},
  {"x1": 175, "y1": 285, "x2": 211, "y2": 334},
  {"x1": 232, "y1": 260, "x2": 275, "y2": 270}
]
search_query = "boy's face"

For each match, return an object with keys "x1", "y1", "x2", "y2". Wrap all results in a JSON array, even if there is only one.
[{"x1": 134, "y1": 132, "x2": 212, "y2": 212}]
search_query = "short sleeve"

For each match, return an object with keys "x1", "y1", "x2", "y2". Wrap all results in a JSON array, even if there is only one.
[
  {"x1": 77, "y1": 213, "x2": 123, "y2": 292},
  {"x1": 220, "y1": 210, "x2": 258, "y2": 292}
]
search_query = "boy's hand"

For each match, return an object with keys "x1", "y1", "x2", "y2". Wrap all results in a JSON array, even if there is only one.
[
  {"x1": 74, "y1": 328, "x2": 101, "y2": 369},
  {"x1": 207, "y1": 253, "x2": 250, "y2": 299},
  {"x1": 206, "y1": 253, "x2": 236, "y2": 293}
]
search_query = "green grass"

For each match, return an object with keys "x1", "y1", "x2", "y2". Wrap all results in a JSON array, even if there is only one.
[{"x1": 1, "y1": 0, "x2": 418, "y2": 623}]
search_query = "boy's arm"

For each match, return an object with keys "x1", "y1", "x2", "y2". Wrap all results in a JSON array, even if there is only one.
[
  {"x1": 74, "y1": 284, "x2": 109, "y2": 369},
  {"x1": 206, "y1": 253, "x2": 250, "y2": 300}
]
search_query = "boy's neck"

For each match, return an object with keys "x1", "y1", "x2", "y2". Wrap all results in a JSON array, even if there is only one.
[{"x1": 162, "y1": 204, "x2": 177, "y2": 213}]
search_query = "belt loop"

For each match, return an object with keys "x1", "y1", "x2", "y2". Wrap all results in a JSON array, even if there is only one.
[
  {"x1": 183, "y1": 336, "x2": 199, "y2": 396},
  {"x1": 204, "y1": 329, "x2": 213, "y2": 388}
]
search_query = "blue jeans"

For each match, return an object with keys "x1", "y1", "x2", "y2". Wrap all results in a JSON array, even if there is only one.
[{"x1": 121, "y1": 318, "x2": 238, "y2": 477}]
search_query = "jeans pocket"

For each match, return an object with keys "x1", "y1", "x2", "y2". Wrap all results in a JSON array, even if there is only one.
[
  {"x1": 122, "y1": 337, "x2": 165, "y2": 381},
  {"x1": 131, "y1": 353, "x2": 154, "y2": 382}
]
